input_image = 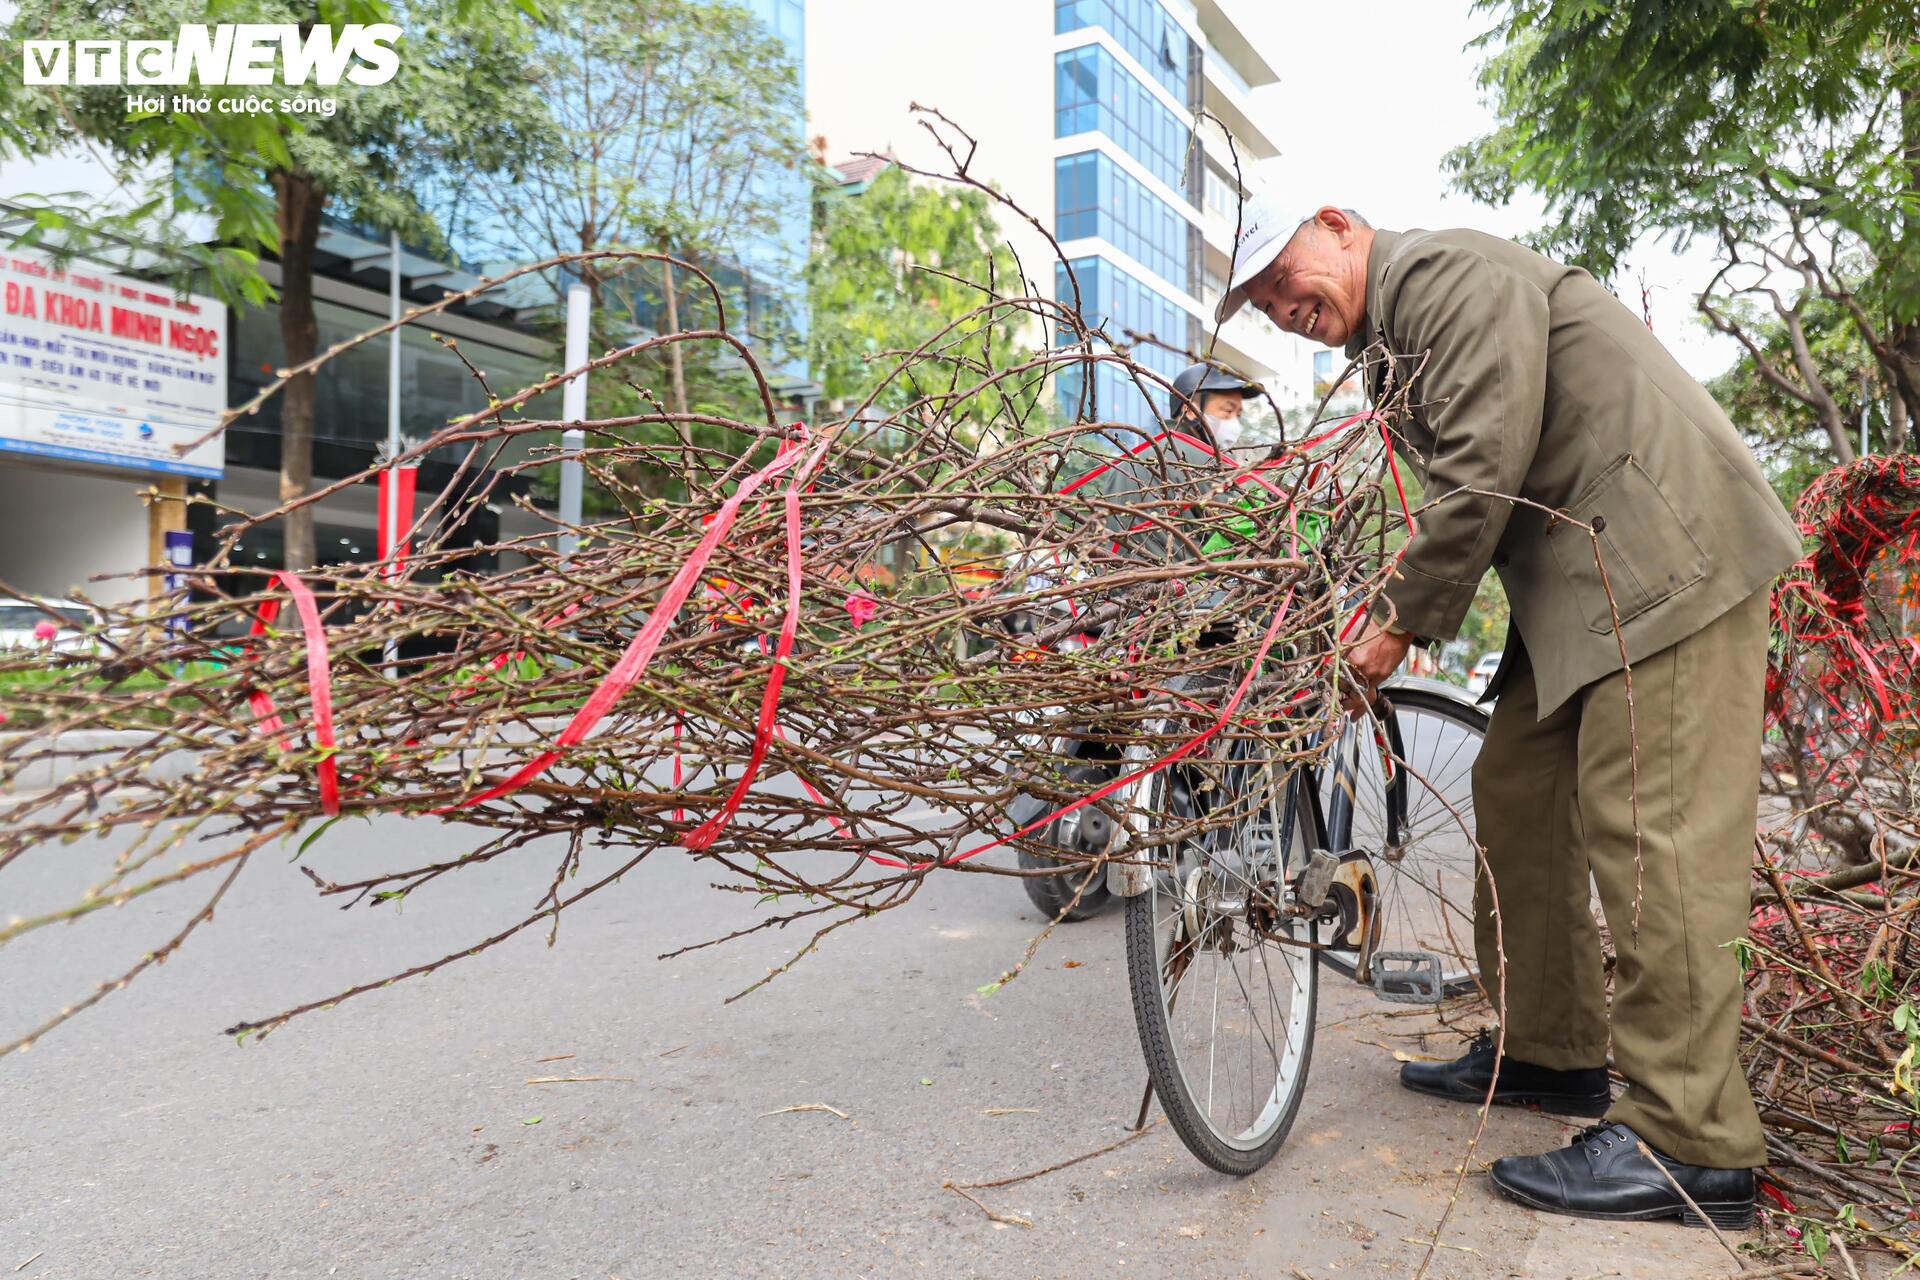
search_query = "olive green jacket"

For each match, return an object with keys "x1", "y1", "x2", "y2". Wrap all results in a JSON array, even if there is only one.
[{"x1": 1347, "y1": 228, "x2": 1801, "y2": 718}]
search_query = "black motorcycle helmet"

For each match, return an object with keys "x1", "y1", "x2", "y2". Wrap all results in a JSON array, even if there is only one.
[{"x1": 1168, "y1": 362, "x2": 1262, "y2": 424}]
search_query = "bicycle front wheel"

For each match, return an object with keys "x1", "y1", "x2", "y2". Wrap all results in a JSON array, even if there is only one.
[{"x1": 1125, "y1": 741, "x2": 1318, "y2": 1175}]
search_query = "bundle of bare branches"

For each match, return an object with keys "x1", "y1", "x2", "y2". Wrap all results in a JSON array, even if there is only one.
[
  {"x1": 0, "y1": 215, "x2": 1420, "y2": 1055},
  {"x1": 1752, "y1": 455, "x2": 1920, "y2": 1260}
]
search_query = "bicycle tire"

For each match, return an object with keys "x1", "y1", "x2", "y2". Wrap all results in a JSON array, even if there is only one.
[
  {"x1": 1319, "y1": 682, "x2": 1488, "y2": 997},
  {"x1": 1125, "y1": 747, "x2": 1318, "y2": 1175}
]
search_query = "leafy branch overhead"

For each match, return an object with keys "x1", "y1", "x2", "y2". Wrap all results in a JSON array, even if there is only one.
[{"x1": 1451, "y1": 0, "x2": 1920, "y2": 463}]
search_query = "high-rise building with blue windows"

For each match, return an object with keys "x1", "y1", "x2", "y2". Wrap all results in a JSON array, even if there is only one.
[
  {"x1": 740, "y1": 0, "x2": 812, "y2": 392},
  {"x1": 1051, "y1": 0, "x2": 1289, "y2": 435},
  {"x1": 808, "y1": 0, "x2": 1306, "y2": 426}
]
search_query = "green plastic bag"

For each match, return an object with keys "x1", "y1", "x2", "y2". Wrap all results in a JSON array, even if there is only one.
[{"x1": 1198, "y1": 483, "x2": 1328, "y2": 559}]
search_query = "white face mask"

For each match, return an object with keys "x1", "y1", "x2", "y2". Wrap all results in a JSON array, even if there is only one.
[{"x1": 1205, "y1": 413, "x2": 1244, "y2": 451}]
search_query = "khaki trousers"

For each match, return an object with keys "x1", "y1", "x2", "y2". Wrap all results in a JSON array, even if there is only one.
[{"x1": 1471, "y1": 588, "x2": 1768, "y2": 1168}]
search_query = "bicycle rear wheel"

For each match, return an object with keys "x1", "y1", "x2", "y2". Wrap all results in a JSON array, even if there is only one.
[
  {"x1": 1320, "y1": 681, "x2": 1487, "y2": 997},
  {"x1": 1125, "y1": 739, "x2": 1318, "y2": 1175}
]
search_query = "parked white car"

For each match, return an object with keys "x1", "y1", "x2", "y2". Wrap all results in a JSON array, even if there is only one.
[
  {"x1": 0, "y1": 597, "x2": 104, "y2": 654},
  {"x1": 1465, "y1": 650, "x2": 1504, "y2": 699}
]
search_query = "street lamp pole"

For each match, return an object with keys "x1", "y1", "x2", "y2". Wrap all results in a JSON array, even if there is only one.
[
  {"x1": 1860, "y1": 371, "x2": 1871, "y2": 460},
  {"x1": 558, "y1": 283, "x2": 589, "y2": 560}
]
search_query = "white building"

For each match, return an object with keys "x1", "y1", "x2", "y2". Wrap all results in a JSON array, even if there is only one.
[{"x1": 806, "y1": 0, "x2": 1324, "y2": 431}]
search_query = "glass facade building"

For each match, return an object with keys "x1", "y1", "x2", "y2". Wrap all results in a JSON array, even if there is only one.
[
  {"x1": 1053, "y1": 0, "x2": 1200, "y2": 435},
  {"x1": 1054, "y1": 0, "x2": 1191, "y2": 100},
  {"x1": 739, "y1": 0, "x2": 809, "y2": 385},
  {"x1": 229, "y1": 298, "x2": 556, "y2": 454},
  {"x1": 1055, "y1": 150, "x2": 1189, "y2": 289},
  {"x1": 745, "y1": 0, "x2": 802, "y2": 48},
  {"x1": 1054, "y1": 257, "x2": 1189, "y2": 433},
  {"x1": 1054, "y1": 46, "x2": 1189, "y2": 191}
]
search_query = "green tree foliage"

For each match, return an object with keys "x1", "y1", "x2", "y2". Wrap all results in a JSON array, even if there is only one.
[
  {"x1": 1449, "y1": 1, "x2": 1920, "y2": 464},
  {"x1": 808, "y1": 164, "x2": 1041, "y2": 441},
  {"x1": 0, "y1": 0, "x2": 547, "y2": 568},
  {"x1": 446, "y1": 0, "x2": 805, "y2": 431},
  {"x1": 1456, "y1": 573, "x2": 1511, "y2": 675}
]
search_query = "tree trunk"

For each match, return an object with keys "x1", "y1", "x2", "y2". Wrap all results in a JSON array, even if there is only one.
[
  {"x1": 1894, "y1": 325, "x2": 1920, "y2": 449},
  {"x1": 1817, "y1": 402, "x2": 1856, "y2": 467},
  {"x1": 1893, "y1": 385, "x2": 1917, "y2": 453},
  {"x1": 273, "y1": 170, "x2": 326, "y2": 571},
  {"x1": 577, "y1": 219, "x2": 601, "y2": 315}
]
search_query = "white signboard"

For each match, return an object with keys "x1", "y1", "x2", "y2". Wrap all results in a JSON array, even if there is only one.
[{"x1": 0, "y1": 247, "x2": 226, "y2": 478}]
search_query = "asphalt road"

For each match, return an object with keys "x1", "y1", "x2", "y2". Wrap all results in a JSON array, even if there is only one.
[{"x1": 1, "y1": 811, "x2": 1747, "y2": 1279}]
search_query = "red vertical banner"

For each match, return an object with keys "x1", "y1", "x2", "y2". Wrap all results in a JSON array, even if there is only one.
[{"x1": 377, "y1": 465, "x2": 419, "y2": 569}]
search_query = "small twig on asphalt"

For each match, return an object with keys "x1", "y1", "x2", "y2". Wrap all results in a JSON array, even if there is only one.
[
  {"x1": 526, "y1": 1075, "x2": 635, "y2": 1084},
  {"x1": 14, "y1": 1253, "x2": 41, "y2": 1273},
  {"x1": 657, "y1": 1044, "x2": 690, "y2": 1058},
  {"x1": 756, "y1": 1105, "x2": 848, "y2": 1120},
  {"x1": 1400, "y1": 1238, "x2": 1481, "y2": 1257},
  {"x1": 944, "y1": 1183, "x2": 1032, "y2": 1228},
  {"x1": 982, "y1": 1107, "x2": 1038, "y2": 1116},
  {"x1": 759, "y1": 1103, "x2": 849, "y2": 1120},
  {"x1": 534, "y1": 1053, "x2": 575, "y2": 1063},
  {"x1": 950, "y1": 1117, "x2": 1162, "y2": 1191}
]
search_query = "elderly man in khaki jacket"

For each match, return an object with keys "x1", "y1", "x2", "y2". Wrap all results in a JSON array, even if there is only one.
[{"x1": 1221, "y1": 195, "x2": 1801, "y2": 1229}]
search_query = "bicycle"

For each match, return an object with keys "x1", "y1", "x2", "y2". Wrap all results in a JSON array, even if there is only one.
[{"x1": 1110, "y1": 673, "x2": 1488, "y2": 1175}]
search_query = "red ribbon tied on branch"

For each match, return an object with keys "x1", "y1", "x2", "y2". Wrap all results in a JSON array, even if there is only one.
[
  {"x1": 243, "y1": 571, "x2": 340, "y2": 817},
  {"x1": 239, "y1": 411, "x2": 1416, "y2": 866},
  {"x1": 438, "y1": 425, "x2": 828, "y2": 821}
]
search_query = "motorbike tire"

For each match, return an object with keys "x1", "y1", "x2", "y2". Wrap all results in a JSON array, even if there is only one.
[
  {"x1": 1015, "y1": 841, "x2": 1113, "y2": 921},
  {"x1": 1010, "y1": 758, "x2": 1117, "y2": 922}
]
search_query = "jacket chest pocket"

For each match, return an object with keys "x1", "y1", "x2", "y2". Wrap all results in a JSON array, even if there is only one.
[{"x1": 1547, "y1": 455, "x2": 1710, "y2": 635}]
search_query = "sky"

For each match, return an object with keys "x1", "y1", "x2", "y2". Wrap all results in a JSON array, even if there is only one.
[{"x1": 1235, "y1": 0, "x2": 1740, "y2": 382}]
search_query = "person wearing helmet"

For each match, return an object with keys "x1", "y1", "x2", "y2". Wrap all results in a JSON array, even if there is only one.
[
  {"x1": 1084, "y1": 361, "x2": 1264, "y2": 559},
  {"x1": 1167, "y1": 362, "x2": 1262, "y2": 456},
  {"x1": 1050, "y1": 359, "x2": 1301, "y2": 619}
]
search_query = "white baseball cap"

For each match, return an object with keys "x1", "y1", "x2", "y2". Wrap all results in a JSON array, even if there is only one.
[{"x1": 1215, "y1": 188, "x2": 1309, "y2": 324}]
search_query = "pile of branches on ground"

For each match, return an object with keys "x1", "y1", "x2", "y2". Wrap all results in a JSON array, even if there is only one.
[{"x1": 1751, "y1": 454, "x2": 1920, "y2": 1263}]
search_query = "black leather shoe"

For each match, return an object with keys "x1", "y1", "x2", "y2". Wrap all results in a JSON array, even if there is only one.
[
  {"x1": 1490, "y1": 1122, "x2": 1755, "y2": 1229},
  {"x1": 1399, "y1": 1028, "x2": 1612, "y2": 1117}
]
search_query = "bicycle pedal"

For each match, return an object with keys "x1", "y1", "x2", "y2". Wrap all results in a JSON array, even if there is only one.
[{"x1": 1371, "y1": 950, "x2": 1447, "y2": 1005}]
